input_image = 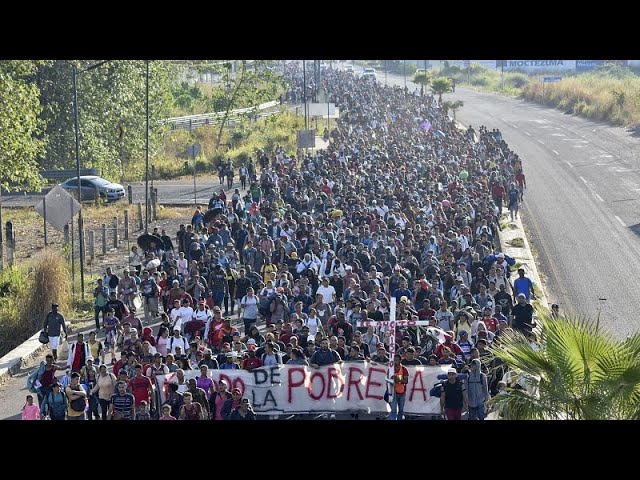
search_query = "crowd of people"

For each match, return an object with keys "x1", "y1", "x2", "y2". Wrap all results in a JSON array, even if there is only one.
[{"x1": 28, "y1": 62, "x2": 536, "y2": 421}]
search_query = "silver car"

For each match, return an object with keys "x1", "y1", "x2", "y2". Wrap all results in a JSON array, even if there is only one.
[{"x1": 60, "y1": 175, "x2": 125, "y2": 202}]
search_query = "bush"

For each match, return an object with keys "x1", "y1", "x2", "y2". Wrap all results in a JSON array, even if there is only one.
[
  {"x1": 0, "y1": 250, "x2": 71, "y2": 356},
  {"x1": 506, "y1": 73, "x2": 529, "y2": 89}
]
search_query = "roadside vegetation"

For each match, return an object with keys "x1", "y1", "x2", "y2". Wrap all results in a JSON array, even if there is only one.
[
  {"x1": 0, "y1": 250, "x2": 71, "y2": 357},
  {"x1": 0, "y1": 60, "x2": 287, "y2": 192},
  {"x1": 490, "y1": 312, "x2": 640, "y2": 420},
  {"x1": 433, "y1": 61, "x2": 640, "y2": 128}
]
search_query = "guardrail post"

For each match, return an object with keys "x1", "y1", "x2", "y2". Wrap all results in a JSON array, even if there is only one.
[
  {"x1": 152, "y1": 188, "x2": 158, "y2": 221},
  {"x1": 101, "y1": 224, "x2": 107, "y2": 255},
  {"x1": 124, "y1": 210, "x2": 129, "y2": 240},
  {"x1": 127, "y1": 185, "x2": 133, "y2": 204},
  {"x1": 113, "y1": 217, "x2": 119, "y2": 249},
  {"x1": 88, "y1": 230, "x2": 95, "y2": 258},
  {"x1": 137, "y1": 202, "x2": 144, "y2": 231},
  {"x1": 5, "y1": 222, "x2": 15, "y2": 267}
]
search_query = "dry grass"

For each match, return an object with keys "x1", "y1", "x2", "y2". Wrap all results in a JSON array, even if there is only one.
[
  {"x1": 0, "y1": 250, "x2": 71, "y2": 356},
  {"x1": 522, "y1": 73, "x2": 640, "y2": 126}
]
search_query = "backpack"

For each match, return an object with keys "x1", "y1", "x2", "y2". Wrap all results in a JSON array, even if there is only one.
[
  {"x1": 45, "y1": 391, "x2": 67, "y2": 417},
  {"x1": 429, "y1": 381, "x2": 445, "y2": 398},
  {"x1": 26, "y1": 361, "x2": 46, "y2": 394},
  {"x1": 69, "y1": 386, "x2": 87, "y2": 412}
]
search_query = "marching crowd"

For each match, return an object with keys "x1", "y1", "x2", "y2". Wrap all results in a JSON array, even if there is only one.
[{"x1": 26, "y1": 63, "x2": 535, "y2": 421}]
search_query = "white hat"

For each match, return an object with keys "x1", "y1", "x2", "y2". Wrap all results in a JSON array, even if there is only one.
[
  {"x1": 496, "y1": 253, "x2": 505, "y2": 258},
  {"x1": 86, "y1": 356, "x2": 94, "y2": 362},
  {"x1": 447, "y1": 368, "x2": 457, "y2": 374},
  {"x1": 247, "y1": 338, "x2": 257, "y2": 345}
]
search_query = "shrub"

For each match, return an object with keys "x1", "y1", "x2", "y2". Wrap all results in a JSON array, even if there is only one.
[{"x1": 0, "y1": 250, "x2": 71, "y2": 356}]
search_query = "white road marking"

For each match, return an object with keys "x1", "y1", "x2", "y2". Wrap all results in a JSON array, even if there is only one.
[
  {"x1": 553, "y1": 150, "x2": 559, "y2": 155},
  {"x1": 615, "y1": 215, "x2": 627, "y2": 227},
  {"x1": 510, "y1": 124, "x2": 518, "y2": 128},
  {"x1": 573, "y1": 145, "x2": 587, "y2": 148},
  {"x1": 551, "y1": 133, "x2": 566, "y2": 136},
  {"x1": 600, "y1": 154, "x2": 614, "y2": 158},
  {"x1": 525, "y1": 132, "x2": 532, "y2": 136},
  {"x1": 537, "y1": 139, "x2": 545, "y2": 145},
  {"x1": 579, "y1": 176, "x2": 588, "y2": 184},
  {"x1": 594, "y1": 194, "x2": 604, "y2": 202},
  {"x1": 562, "y1": 138, "x2": 583, "y2": 141},
  {"x1": 565, "y1": 161, "x2": 574, "y2": 168}
]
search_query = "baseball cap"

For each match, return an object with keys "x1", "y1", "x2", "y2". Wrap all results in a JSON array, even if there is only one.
[
  {"x1": 241, "y1": 398, "x2": 250, "y2": 404},
  {"x1": 247, "y1": 339, "x2": 257, "y2": 346},
  {"x1": 459, "y1": 330, "x2": 468, "y2": 337},
  {"x1": 86, "y1": 356, "x2": 94, "y2": 362},
  {"x1": 447, "y1": 368, "x2": 457, "y2": 374}
]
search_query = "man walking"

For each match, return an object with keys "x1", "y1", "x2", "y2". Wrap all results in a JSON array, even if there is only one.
[
  {"x1": 465, "y1": 359, "x2": 490, "y2": 420},
  {"x1": 43, "y1": 303, "x2": 68, "y2": 362},
  {"x1": 440, "y1": 367, "x2": 468, "y2": 420}
]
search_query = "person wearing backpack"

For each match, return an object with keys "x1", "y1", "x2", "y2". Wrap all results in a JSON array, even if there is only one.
[
  {"x1": 65, "y1": 372, "x2": 87, "y2": 420},
  {"x1": 464, "y1": 358, "x2": 490, "y2": 420},
  {"x1": 440, "y1": 367, "x2": 468, "y2": 421},
  {"x1": 41, "y1": 383, "x2": 67, "y2": 420}
]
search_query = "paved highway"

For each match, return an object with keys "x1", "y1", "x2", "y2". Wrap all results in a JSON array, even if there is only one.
[{"x1": 370, "y1": 67, "x2": 640, "y2": 338}]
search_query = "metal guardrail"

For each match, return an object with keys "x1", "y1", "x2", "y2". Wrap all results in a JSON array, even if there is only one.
[
  {"x1": 160, "y1": 100, "x2": 279, "y2": 130},
  {"x1": 40, "y1": 168, "x2": 98, "y2": 180}
]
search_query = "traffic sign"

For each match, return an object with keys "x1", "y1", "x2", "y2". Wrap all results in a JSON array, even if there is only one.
[{"x1": 543, "y1": 76, "x2": 562, "y2": 83}]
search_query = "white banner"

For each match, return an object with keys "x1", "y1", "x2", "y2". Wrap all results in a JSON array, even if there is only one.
[{"x1": 156, "y1": 364, "x2": 449, "y2": 416}]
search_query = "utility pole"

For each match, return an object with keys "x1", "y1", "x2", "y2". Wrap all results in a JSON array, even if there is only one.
[
  {"x1": 303, "y1": 60, "x2": 308, "y2": 130},
  {"x1": 145, "y1": 60, "x2": 150, "y2": 233},
  {"x1": 72, "y1": 65, "x2": 85, "y2": 300}
]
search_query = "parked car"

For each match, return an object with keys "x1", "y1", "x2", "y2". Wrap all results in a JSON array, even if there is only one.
[
  {"x1": 344, "y1": 64, "x2": 354, "y2": 73},
  {"x1": 59, "y1": 176, "x2": 125, "y2": 202}
]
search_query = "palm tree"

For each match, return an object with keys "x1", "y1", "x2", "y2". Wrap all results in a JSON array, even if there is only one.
[
  {"x1": 431, "y1": 77, "x2": 452, "y2": 104},
  {"x1": 489, "y1": 312, "x2": 640, "y2": 420},
  {"x1": 412, "y1": 71, "x2": 432, "y2": 96},
  {"x1": 442, "y1": 100, "x2": 464, "y2": 120}
]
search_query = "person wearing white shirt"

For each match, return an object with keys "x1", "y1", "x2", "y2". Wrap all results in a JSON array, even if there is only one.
[{"x1": 316, "y1": 277, "x2": 336, "y2": 305}]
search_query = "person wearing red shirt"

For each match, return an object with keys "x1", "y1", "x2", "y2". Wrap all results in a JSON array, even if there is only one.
[
  {"x1": 417, "y1": 300, "x2": 436, "y2": 321},
  {"x1": 481, "y1": 307, "x2": 498, "y2": 333},
  {"x1": 434, "y1": 332, "x2": 464, "y2": 360},
  {"x1": 491, "y1": 181, "x2": 506, "y2": 212},
  {"x1": 242, "y1": 345, "x2": 263, "y2": 371},
  {"x1": 128, "y1": 364, "x2": 154, "y2": 411}
]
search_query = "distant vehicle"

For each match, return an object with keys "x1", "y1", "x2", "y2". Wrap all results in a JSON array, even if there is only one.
[
  {"x1": 59, "y1": 176, "x2": 125, "y2": 202},
  {"x1": 344, "y1": 64, "x2": 354, "y2": 73},
  {"x1": 362, "y1": 67, "x2": 377, "y2": 79},
  {"x1": 414, "y1": 68, "x2": 429, "y2": 76}
]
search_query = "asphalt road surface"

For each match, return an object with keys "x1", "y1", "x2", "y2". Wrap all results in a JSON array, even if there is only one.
[{"x1": 369, "y1": 66, "x2": 640, "y2": 338}]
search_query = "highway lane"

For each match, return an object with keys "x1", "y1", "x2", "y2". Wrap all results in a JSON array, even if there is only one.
[{"x1": 368, "y1": 66, "x2": 640, "y2": 337}]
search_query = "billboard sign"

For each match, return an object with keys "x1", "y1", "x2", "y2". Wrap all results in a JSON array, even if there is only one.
[{"x1": 501, "y1": 60, "x2": 576, "y2": 73}]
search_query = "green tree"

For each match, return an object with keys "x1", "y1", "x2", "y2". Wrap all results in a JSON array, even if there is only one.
[
  {"x1": 442, "y1": 100, "x2": 464, "y2": 120},
  {"x1": 0, "y1": 61, "x2": 46, "y2": 192},
  {"x1": 490, "y1": 313, "x2": 640, "y2": 420},
  {"x1": 214, "y1": 60, "x2": 283, "y2": 150},
  {"x1": 413, "y1": 71, "x2": 432, "y2": 96},
  {"x1": 431, "y1": 77, "x2": 452, "y2": 104},
  {"x1": 35, "y1": 60, "x2": 174, "y2": 180}
]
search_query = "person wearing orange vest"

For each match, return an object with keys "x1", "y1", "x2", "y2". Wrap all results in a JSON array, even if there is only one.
[{"x1": 389, "y1": 354, "x2": 409, "y2": 420}]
